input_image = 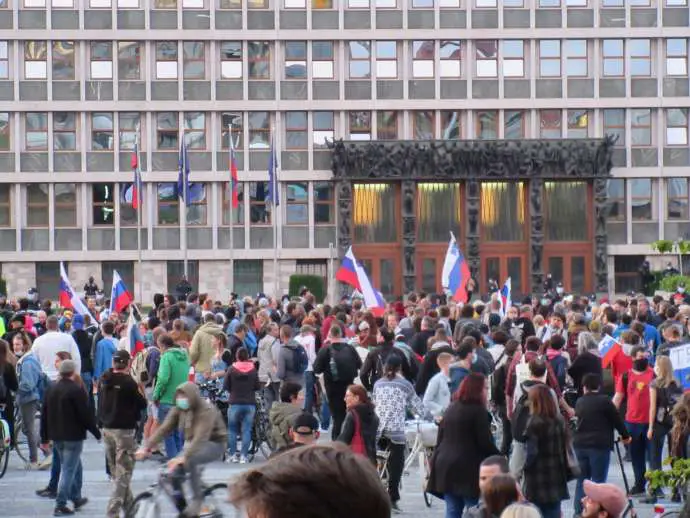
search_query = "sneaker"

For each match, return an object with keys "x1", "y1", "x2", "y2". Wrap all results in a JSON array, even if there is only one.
[
  {"x1": 36, "y1": 487, "x2": 58, "y2": 499},
  {"x1": 239, "y1": 456, "x2": 248, "y2": 465},
  {"x1": 229, "y1": 453, "x2": 240, "y2": 463},
  {"x1": 39, "y1": 455, "x2": 53, "y2": 470},
  {"x1": 391, "y1": 502, "x2": 403, "y2": 515},
  {"x1": 27, "y1": 462, "x2": 41, "y2": 470},
  {"x1": 72, "y1": 497, "x2": 88, "y2": 510},
  {"x1": 53, "y1": 506, "x2": 75, "y2": 516}
]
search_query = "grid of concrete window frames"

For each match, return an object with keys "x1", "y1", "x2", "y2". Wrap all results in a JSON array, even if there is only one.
[{"x1": 0, "y1": 0, "x2": 686, "y2": 256}]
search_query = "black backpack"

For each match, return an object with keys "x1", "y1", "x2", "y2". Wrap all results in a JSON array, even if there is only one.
[
  {"x1": 330, "y1": 344, "x2": 358, "y2": 382},
  {"x1": 292, "y1": 344, "x2": 309, "y2": 374},
  {"x1": 548, "y1": 355, "x2": 568, "y2": 390}
]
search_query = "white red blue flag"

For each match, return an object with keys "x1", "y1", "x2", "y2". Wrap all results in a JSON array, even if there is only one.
[
  {"x1": 499, "y1": 278, "x2": 512, "y2": 317},
  {"x1": 355, "y1": 261, "x2": 386, "y2": 317},
  {"x1": 110, "y1": 270, "x2": 134, "y2": 314},
  {"x1": 598, "y1": 334, "x2": 622, "y2": 368},
  {"x1": 336, "y1": 246, "x2": 361, "y2": 291},
  {"x1": 441, "y1": 232, "x2": 471, "y2": 303},
  {"x1": 127, "y1": 310, "x2": 145, "y2": 355},
  {"x1": 58, "y1": 262, "x2": 91, "y2": 316}
]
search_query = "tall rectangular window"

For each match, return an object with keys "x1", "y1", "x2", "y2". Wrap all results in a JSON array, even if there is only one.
[
  {"x1": 565, "y1": 40, "x2": 587, "y2": 77},
  {"x1": 606, "y1": 179, "x2": 625, "y2": 221},
  {"x1": 349, "y1": 111, "x2": 371, "y2": 140},
  {"x1": 312, "y1": 41, "x2": 334, "y2": 79},
  {"x1": 186, "y1": 184, "x2": 206, "y2": 226},
  {"x1": 91, "y1": 113, "x2": 113, "y2": 151},
  {"x1": 480, "y1": 182, "x2": 525, "y2": 241},
  {"x1": 412, "y1": 41, "x2": 434, "y2": 78},
  {"x1": 248, "y1": 112, "x2": 270, "y2": 149},
  {"x1": 667, "y1": 178, "x2": 689, "y2": 220},
  {"x1": 156, "y1": 112, "x2": 178, "y2": 150},
  {"x1": 603, "y1": 109, "x2": 625, "y2": 146},
  {"x1": 476, "y1": 111, "x2": 498, "y2": 139},
  {"x1": 54, "y1": 112, "x2": 77, "y2": 151},
  {"x1": 631, "y1": 179, "x2": 653, "y2": 220},
  {"x1": 603, "y1": 39, "x2": 624, "y2": 76},
  {"x1": 90, "y1": 41, "x2": 113, "y2": 79},
  {"x1": 285, "y1": 112, "x2": 307, "y2": 149},
  {"x1": 348, "y1": 41, "x2": 371, "y2": 79},
  {"x1": 504, "y1": 111, "x2": 525, "y2": 139},
  {"x1": 285, "y1": 182, "x2": 308, "y2": 225},
  {"x1": 54, "y1": 184, "x2": 77, "y2": 228},
  {"x1": 413, "y1": 111, "x2": 434, "y2": 140},
  {"x1": 222, "y1": 182, "x2": 244, "y2": 225},
  {"x1": 0, "y1": 42, "x2": 9, "y2": 79},
  {"x1": 285, "y1": 41, "x2": 307, "y2": 79},
  {"x1": 666, "y1": 39, "x2": 688, "y2": 76},
  {"x1": 24, "y1": 41, "x2": 47, "y2": 79},
  {"x1": 93, "y1": 183, "x2": 115, "y2": 225},
  {"x1": 119, "y1": 112, "x2": 140, "y2": 150},
  {"x1": 540, "y1": 110, "x2": 562, "y2": 139},
  {"x1": 219, "y1": 0, "x2": 240, "y2": 7},
  {"x1": 183, "y1": 112, "x2": 205, "y2": 149},
  {"x1": 441, "y1": 111, "x2": 462, "y2": 139},
  {"x1": 220, "y1": 42, "x2": 242, "y2": 79},
  {"x1": 314, "y1": 182, "x2": 334, "y2": 225},
  {"x1": 248, "y1": 42, "x2": 271, "y2": 79},
  {"x1": 417, "y1": 183, "x2": 462, "y2": 243},
  {"x1": 220, "y1": 112, "x2": 242, "y2": 150},
  {"x1": 25, "y1": 113, "x2": 48, "y2": 150},
  {"x1": 0, "y1": 184, "x2": 10, "y2": 227},
  {"x1": 313, "y1": 111, "x2": 334, "y2": 148},
  {"x1": 666, "y1": 108, "x2": 688, "y2": 146},
  {"x1": 27, "y1": 185, "x2": 49, "y2": 227},
  {"x1": 440, "y1": 40, "x2": 461, "y2": 78},
  {"x1": 476, "y1": 40, "x2": 498, "y2": 77},
  {"x1": 233, "y1": 261, "x2": 263, "y2": 299},
  {"x1": 630, "y1": 39, "x2": 652, "y2": 77},
  {"x1": 249, "y1": 182, "x2": 271, "y2": 224},
  {"x1": 183, "y1": 42, "x2": 205, "y2": 80},
  {"x1": 121, "y1": 182, "x2": 139, "y2": 226},
  {"x1": 156, "y1": 42, "x2": 178, "y2": 79},
  {"x1": 539, "y1": 40, "x2": 561, "y2": 77},
  {"x1": 154, "y1": 0, "x2": 176, "y2": 7},
  {"x1": 118, "y1": 42, "x2": 141, "y2": 80},
  {"x1": 353, "y1": 184, "x2": 397, "y2": 243},
  {"x1": 502, "y1": 40, "x2": 524, "y2": 77},
  {"x1": 52, "y1": 41, "x2": 75, "y2": 80},
  {"x1": 377, "y1": 111, "x2": 398, "y2": 140},
  {"x1": 0, "y1": 112, "x2": 9, "y2": 150},
  {"x1": 375, "y1": 41, "x2": 397, "y2": 78},
  {"x1": 630, "y1": 109, "x2": 652, "y2": 147},
  {"x1": 157, "y1": 183, "x2": 178, "y2": 225},
  {"x1": 567, "y1": 110, "x2": 590, "y2": 139}
]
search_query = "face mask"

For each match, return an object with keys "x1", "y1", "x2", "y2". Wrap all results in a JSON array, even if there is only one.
[
  {"x1": 541, "y1": 299, "x2": 548, "y2": 306},
  {"x1": 15, "y1": 351, "x2": 23, "y2": 358},
  {"x1": 633, "y1": 358, "x2": 649, "y2": 372},
  {"x1": 176, "y1": 398, "x2": 190, "y2": 411},
  {"x1": 679, "y1": 288, "x2": 686, "y2": 294},
  {"x1": 556, "y1": 288, "x2": 564, "y2": 295}
]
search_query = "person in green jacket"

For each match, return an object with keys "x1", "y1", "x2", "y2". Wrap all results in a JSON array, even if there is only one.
[{"x1": 152, "y1": 334, "x2": 191, "y2": 459}]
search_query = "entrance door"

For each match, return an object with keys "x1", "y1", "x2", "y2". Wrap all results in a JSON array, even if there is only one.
[
  {"x1": 482, "y1": 253, "x2": 528, "y2": 299},
  {"x1": 543, "y1": 250, "x2": 591, "y2": 294},
  {"x1": 354, "y1": 247, "x2": 402, "y2": 300}
]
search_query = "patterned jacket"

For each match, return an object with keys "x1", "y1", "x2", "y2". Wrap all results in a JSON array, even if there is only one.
[
  {"x1": 373, "y1": 375, "x2": 428, "y2": 443},
  {"x1": 524, "y1": 416, "x2": 570, "y2": 505}
]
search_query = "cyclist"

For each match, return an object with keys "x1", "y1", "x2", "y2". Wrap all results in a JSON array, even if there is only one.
[{"x1": 136, "y1": 382, "x2": 227, "y2": 518}]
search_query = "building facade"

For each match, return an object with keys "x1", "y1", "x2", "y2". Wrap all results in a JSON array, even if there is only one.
[{"x1": 0, "y1": 0, "x2": 688, "y2": 301}]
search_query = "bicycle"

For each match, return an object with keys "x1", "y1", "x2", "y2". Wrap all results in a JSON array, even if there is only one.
[
  {"x1": 403, "y1": 419, "x2": 436, "y2": 508},
  {"x1": 13, "y1": 402, "x2": 44, "y2": 466},
  {"x1": 0, "y1": 404, "x2": 12, "y2": 478},
  {"x1": 126, "y1": 465, "x2": 236, "y2": 518},
  {"x1": 246, "y1": 391, "x2": 274, "y2": 461}
]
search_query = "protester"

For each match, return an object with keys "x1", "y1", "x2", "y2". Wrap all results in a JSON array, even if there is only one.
[
  {"x1": 271, "y1": 413, "x2": 321, "y2": 456},
  {"x1": 15, "y1": 338, "x2": 46, "y2": 468},
  {"x1": 360, "y1": 327, "x2": 412, "y2": 390},
  {"x1": 269, "y1": 382, "x2": 304, "y2": 451},
  {"x1": 581, "y1": 481, "x2": 628, "y2": 518},
  {"x1": 465, "y1": 456, "x2": 512, "y2": 518},
  {"x1": 338, "y1": 384, "x2": 378, "y2": 463},
  {"x1": 32, "y1": 315, "x2": 81, "y2": 380},
  {"x1": 224, "y1": 347, "x2": 260, "y2": 464},
  {"x1": 276, "y1": 324, "x2": 307, "y2": 388},
  {"x1": 423, "y1": 351, "x2": 453, "y2": 418},
  {"x1": 0, "y1": 339, "x2": 19, "y2": 453},
  {"x1": 189, "y1": 314, "x2": 224, "y2": 383}
]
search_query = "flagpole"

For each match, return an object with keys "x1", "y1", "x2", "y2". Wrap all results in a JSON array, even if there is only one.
[
  {"x1": 183, "y1": 138, "x2": 188, "y2": 279},
  {"x1": 272, "y1": 127, "x2": 279, "y2": 299},
  {"x1": 228, "y1": 122, "x2": 235, "y2": 296},
  {"x1": 135, "y1": 134, "x2": 143, "y2": 305}
]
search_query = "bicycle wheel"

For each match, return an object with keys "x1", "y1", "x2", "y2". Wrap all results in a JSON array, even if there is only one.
[
  {"x1": 420, "y1": 448, "x2": 433, "y2": 508},
  {"x1": 203, "y1": 483, "x2": 239, "y2": 517},
  {"x1": 0, "y1": 424, "x2": 9, "y2": 479},
  {"x1": 125, "y1": 491, "x2": 158, "y2": 518},
  {"x1": 13, "y1": 407, "x2": 40, "y2": 465}
]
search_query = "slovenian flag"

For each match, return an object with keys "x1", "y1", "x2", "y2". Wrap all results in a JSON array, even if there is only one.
[
  {"x1": 441, "y1": 232, "x2": 471, "y2": 303},
  {"x1": 598, "y1": 334, "x2": 622, "y2": 368},
  {"x1": 127, "y1": 310, "x2": 145, "y2": 355},
  {"x1": 355, "y1": 261, "x2": 386, "y2": 317},
  {"x1": 229, "y1": 130, "x2": 239, "y2": 209},
  {"x1": 110, "y1": 270, "x2": 134, "y2": 314},
  {"x1": 59, "y1": 262, "x2": 91, "y2": 316},
  {"x1": 336, "y1": 246, "x2": 362, "y2": 291},
  {"x1": 669, "y1": 343, "x2": 690, "y2": 390},
  {"x1": 499, "y1": 278, "x2": 512, "y2": 318},
  {"x1": 131, "y1": 142, "x2": 142, "y2": 210}
]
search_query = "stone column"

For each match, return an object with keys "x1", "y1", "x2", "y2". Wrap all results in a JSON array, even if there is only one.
[
  {"x1": 465, "y1": 179, "x2": 481, "y2": 284},
  {"x1": 401, "y1": 180, "x2": 416, "y2": 294},
  {"x1": 336, "y1": 180, "x2": 353, "y2": 297},
  {"x1": 593, "y1": 177, "x2": 609, "y2": 293},
  {"x1": 529, "y1": 178, "x2": 545, "y2": 294}
]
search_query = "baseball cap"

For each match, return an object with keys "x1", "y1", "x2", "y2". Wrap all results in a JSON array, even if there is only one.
[
  {"x1": 113, "y1": 349, "x2": 131, "y2": 366},
  {"x1": 292, "y1": 413, "x2": 319, "y2": 435},
  {"x1": 72, "y1": 314, "x2": 84, "y2": 331},
  {"x1": 59, "y1": 359, "x2": 76, "y2": 376},
  {"x1": 583, "y1": 480, "x2": 627, "y2": 518}
]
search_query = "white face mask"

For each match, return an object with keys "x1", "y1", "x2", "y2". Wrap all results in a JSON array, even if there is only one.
[
  {"x1": 556, "y1": 287, "x2": 564, "y2": 295},
  {"x1": 679, "y1": 287, "x2": 686, "y2": 294}
]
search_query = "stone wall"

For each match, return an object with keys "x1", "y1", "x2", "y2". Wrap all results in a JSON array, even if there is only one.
[
  {"x1": 139, "y1": 261, "x2": 167, "y2": 305},
  {"x1": 69, "y1": 262, "x2": 100, "y2": 292},
  {"x1": 2, "y1": 262, "x2": 35, "y2": 297},
  {"x1": 199, "y1": 261, "x2": 233, "y2": 301},
  {"x1": 263, "y1": 260, "x2": 297, "y2": 298}
]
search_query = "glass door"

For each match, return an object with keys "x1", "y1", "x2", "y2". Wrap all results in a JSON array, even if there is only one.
[
  {"x1": 544, "y1": 253, "x2": 591, "y2": 294},
  {"x1": 481, "y1": 254, "x2": 526, "y2": 299}
]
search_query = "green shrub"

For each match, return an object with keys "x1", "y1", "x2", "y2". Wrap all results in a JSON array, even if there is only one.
[
  {"x1": 660, "y1": 274, "x2": 690, "y2": 292},
  {"x1": 651, "y1": 239, "x2": 675, "y2": 254},
  {"x1": 288, "y1": 274, "x2": 326, "y2": 302}
]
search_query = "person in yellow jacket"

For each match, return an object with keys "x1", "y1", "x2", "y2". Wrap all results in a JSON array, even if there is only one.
[{"x1": 189, "y1": 315, "x2": 225, "y2": 383}]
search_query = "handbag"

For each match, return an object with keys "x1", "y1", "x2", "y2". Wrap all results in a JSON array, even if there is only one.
[{"x1": 350, "y1": 410, "x2": 367, "y2": 457}]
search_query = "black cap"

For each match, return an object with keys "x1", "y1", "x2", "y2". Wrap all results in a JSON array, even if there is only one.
[
  {"x1": 292, "y1": 413, "x2": 319, "y2": 435},
  {"x1": 113, "y1": 349, "x2": 131, "y2": 365}
]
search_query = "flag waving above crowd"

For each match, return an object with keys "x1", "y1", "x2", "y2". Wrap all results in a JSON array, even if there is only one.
[{"x1": 441, "y1": 232, "x2": 471, "y2": 303}]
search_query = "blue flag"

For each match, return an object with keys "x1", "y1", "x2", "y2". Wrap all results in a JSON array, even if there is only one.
[
  {"x1": 267, "y1": 136, "x2": 279, "y2": 206},
  {"x1": 177, "y1": 141, "x2": 190, "y2": 204}
]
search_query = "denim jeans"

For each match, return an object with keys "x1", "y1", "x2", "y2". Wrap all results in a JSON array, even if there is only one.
[
  {"x1": 54, "y1": 440, "x2": 83, "y2": 508},
  {"x1": 574, "y1": 447, "x2": 611, "y2": 514},
  {"x1": 228, "y1": 404, "x2": 255, "y2": 457},
  {"x1": 48, "y1": 444, "x2": 61, "y2": 491},
  {"x1": 158, "y1": 403, "x2": 183, "y2": 459},
  {"x1": 649, "y1": 425, "x2": 669, "y2": 472},
  {"x1": 626, "y1": 421, "x2": 649, "y2": 489},
  {"x1": 534, "y1": 501, "x2": 561, "y2": 518},
  {"x1": 81, "y1": 372, "x2": 95, "y2": 417},
  {"x1": 444, "y1": 493, "x2": 478, "y2": 518},
  {"x1": 320, "y1": 395, "x2": 331, "y2": 430},
  {"x1": 303, "y1": 371, "x2": 316, "y2": 414}
]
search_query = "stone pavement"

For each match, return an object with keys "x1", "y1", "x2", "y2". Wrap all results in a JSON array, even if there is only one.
[{"x1": 0, "y1": 437, "x2": 674, "y2": 517}]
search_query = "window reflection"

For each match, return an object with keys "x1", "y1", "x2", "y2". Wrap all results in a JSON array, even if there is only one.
[
  {"x1": 480, "y1": 182, "x2": 525, "y2": 241},
  {"x1": 544, "y1": 182, "x2": 588, "y2": 241},
  {"x1": 417, "y1": 183, "x2": 461, "y2": 242},
  {"x1": 353, "y1": 183, "x2": 397, "y2": 243}
]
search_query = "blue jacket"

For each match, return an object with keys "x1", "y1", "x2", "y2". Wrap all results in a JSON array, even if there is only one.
[
  {"x1": 94, "y1": 337, "x2": 117, "y2": 379},
  {"x1": 16, "y1": 353, "x2": 45, "y2": 405},
  {"x1": 449, "y1": 366, "x2": 471, "y2": 394}
]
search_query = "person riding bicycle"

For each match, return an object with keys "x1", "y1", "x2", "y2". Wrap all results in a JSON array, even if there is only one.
[{"x1": 136, "y1": 382, "x2": 227, "y2": 518}]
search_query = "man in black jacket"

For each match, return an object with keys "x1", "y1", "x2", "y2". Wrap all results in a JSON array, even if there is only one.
[
  {"x1": 71, "y1": 314, "x2": 95, "y2": 415},
  {"x1": 573, "y1": 373, "x2": 631, "y2": 516},
  {"x1": 360, "y1": 328, "x2": 411, "y2": 392},
  {"x1": 98, "y1": 350, "x2": 147, "y2": 518},
  {"x1": 40, "y1": 359, "x2": 101, "y2": 516}
]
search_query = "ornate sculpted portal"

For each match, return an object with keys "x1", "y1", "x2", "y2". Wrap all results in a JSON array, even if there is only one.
[{"x1": 329, "y1": 137, "x2": 615, "y2": 295}]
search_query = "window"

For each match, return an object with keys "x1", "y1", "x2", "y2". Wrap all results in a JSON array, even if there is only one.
[
  {"x1": 602, "y1": 0, "x2": 623, "y2": 5},
  {"x1": 413, "y1": 0, "x2": 434, "y2": 6},
  {"x1": 285, "y1": 0, "x2": 305, "y2": 9},
  {"x1": 156, "y1": 42, "x2": 178, "y2": 79},
  {"x1": 412, "y1": 41, "x2": 434, "y2": 78},
  {"x1": 90, "y1": 0, "x2": 112, "y2": 6},
  {"x1": 54, "y1": 184, "x2": 77, "y2": 228},
  {"x1": 476, "y1": 0, "x2": 496, "y2": 5},
  {"x1": 248, "y1": 42, "x2": 271, "y2": 79},
  {"x1": 24, "y1": 41, "x2": 47, "y2": 80},
  {"x1": 233, "y1": 260, "x2": 263, "y2": 299},
  {"x1": 157, "y1": 183, "x2": 178, "y2": 225},
  {"x1": 184, "y1": 112, "x2": 205, "y2": 149},
  {"x1": 413, "y1": 111, "x2": 434, "y2": 140},
  {"x1": 314, "y1": 182, "x2": 334, "y2": 224},
  {"x1": 603, "y1": 39, "x2": 624, "y2": 77},
  {"x1": 27, "y1": 185, "x2": 49, "y2": 227},
  {"x1": 222, "y1": 181, "x2": 244, "y2": 225},
  {"x1": 118, "y1": 42, "x2": 141, "y2": 80},
  {"x1": 53, "y1": 112, "x2": 76, "y2": 151},
  {"x1": 0, "y1": 112, "x2": 8, "y2": 150},
  {"x1": 91, "y1": 113, "x2": 113, "y2": 151},
  {"x1": 540, "y1": 110, "x2": 561, "y2": 139},
  {"x1": 349, "y1": 111, "x2": 371, "y2": 140},
  {"x1": 607, "y1": 179, "x2": 625, "y2": 221},
  {"x1": 348, "y1": 0, "x2": 369, "y2": 6},
  {"x1": 312, "y1": 41, "x2": 334, "y2": 79},
  {"x1": 25, "y1": 113, "x2": 48, "y2": 150},
  {"x1": 219, "y1": 0, "x2": 240, "y2": 7},
  {"x1": 565, "y1": 40, "x2": 587, "y2": 77},
  {"x1": 440, "y1": 41, "x2": 461, "y2": 78},
  {"x1": 248, "y1": 112, "x2": 270, "y2": 149},
  {"x1": 631, "y1": 179, "x2": 653, "y2": 220},
  {"x1": 666, "y1": 108, "x2": 688, "y2": 146},
  {"x1": 630, "y1": 40, "x2": 651, "y2": 77},
  {"x1": 220, "y1": 112, "x2": 243, "y2": 149},
  {"x1": 285, "y1": 182, "x2": 308, "y2": 225},
  {"x1": 183, "y1": 42, "x2": 205, "y2": 80},
  {"x1": 154, "y1": 0, "x2": 176, "y2": 7},
  {"x1": 476, "y1": 40, "x2": 497, "y2": 78},
  {"x1": 0, "y1": 42, "x2": 8, "y2": 79},
  {"x1": 375, "y1": 41, "x2": 397, "y2": 78},
  {"x1": 567, "y1": 110, "x2": 590, "y2": 139},
  {"x1": 285, "y1": 112, "x2": 307, "y2": 149},
  {"x1": 603, "y1": 109, "x2": 625, "y2": 146},
  {"x1": 502, "y1": 40, "x2": 524, "y2": 77},
  {"x1": 377, "y1": 111, "x2": 397, "y2": 140},
  {"x1": 93, "y1": 183, "x2": 115, "y2": 225},
  {"x1": 666, "y1": 39, "x2": 688, "y2": 76},
  {"x1": 120, "y1": 182, "x2": 139, "y2": 226},
  {"x1": 220, "y1": 42, "x2": 242, "y2": 79},
  {"x1": 348, "y1": 41, "x2": 371, "y2": 79},
  {"x1": 52, "y1": 41, "x2": 75, "y2": 80},
  {"x1": 25, "y1": 0, "x2": 46, "y2": 6},
  {"x1": 249, "y1": 182, "x2": 270, "y2": 224},
  {"x1": 248, "y1": 0, "x2": 268, "y2": 5},
  {"x1": 90, "y1": 42, "x2": 113, "y2": 79},
  {"x1": 440, "y1": 111, "x2": 462, "y2": 140},
  {"x1": 666, "y1": 0, "x2": 687, "y2": 5},
  {"x1": 119, "y1": 113, "x2": 140, "y2": 150},
  {"x1": 0, "y1": 185, "x2": 10, "y2": 227},
  {"x1": 539, "y1": 40, "x2": 560, "y2": 77},
  {"x1": 539, "y1": 0, "x2": 559, "y2": 6},
  {"x1": 312, "y1": 0, "x2": 333, "y2": 7},
  {"x1": 156, "y1": 112, "x2": 178, "y2": 150},
  {"x1": 183, "y1": 0, "x2": 204, "y2": 6},
  {"x1": 504, "y1": 110, "x2": 525, "y2": 139},
  {"x1": 631, "y1": 109, "x2": 652, "y2": 147},
  {"x1": 118, "y1": 0, "x2": 140, "y2": 7},
  {"x1": 667, "y1": 178, "x2": 688, "y2": 220},
  {"x1": 313, "y1": 111, "x2": 334, "y2": 147},
  {"x1": 186, "y1": 184, "x2": 206, "y2": 225},
  {"x1": 476, "y1": 111, "x2": 497, "y2": 139},
  {"x1": 285, "y1": 41, "x2": 307, "y2": 79}
]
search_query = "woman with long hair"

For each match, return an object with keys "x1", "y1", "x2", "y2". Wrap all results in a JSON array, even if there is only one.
[
  {"x1": 522, "y1": 384, "x2": 569, "y2": 518},
  {"x1": 170, "y1": 318, "x2": 192, "y2": 348},
  {"x1": 338, "y1": 384, "x2": 379, "y2": 464},
  {"x1": 10, "y1": 332, "x2": 31, "y2": 363},
  {"x1": 427, "y1": 373, "x2": 499, "y2": 518}
]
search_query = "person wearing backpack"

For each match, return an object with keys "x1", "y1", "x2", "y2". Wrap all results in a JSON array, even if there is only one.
[
  {"x1": 545, "y1": 335, "x2": 570, "y2": 392},
  {"x1": 490, "y1": 339, "x2": 519, "y2": 455},
  {"x1": 277, "y1": 325, "x2": 307, "y2": 388},
  {"x1": 360, "y1": 328, "x2": 411, "y2": 392},
  {"x1": 313, "y1": 325, "x2": 362, "y2": 439}
]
